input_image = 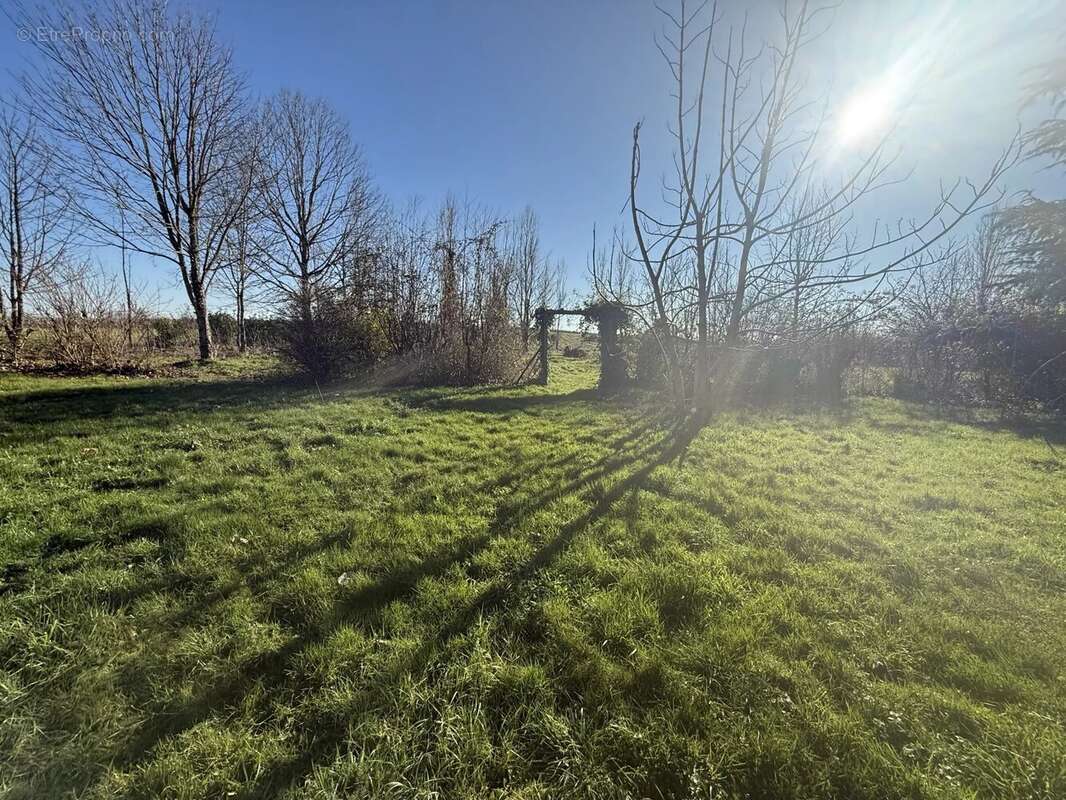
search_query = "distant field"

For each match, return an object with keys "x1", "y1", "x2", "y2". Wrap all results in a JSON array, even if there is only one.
[{"x1": 1, "y1": 356, "x2": 1064, "y2": 799}]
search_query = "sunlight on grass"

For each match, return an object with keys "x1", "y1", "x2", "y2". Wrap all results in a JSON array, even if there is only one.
[{"x1": 1, "y1": 357, "x2": 1064, "y2": 799}]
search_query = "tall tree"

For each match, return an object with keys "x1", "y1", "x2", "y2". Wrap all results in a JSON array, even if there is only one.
[
  {"x1": 0, "y1": 104, "x2": 73, "y2": 365},
  {"x1": 255, "y1": 91, "x2": 376, "y2": 318},
  {"x1": 219, "y1": 145, "x2": 263, "y2": 353},
  {"x1": 509, "y1": 206, "x2": 546, "y2": 350},
  {"x1": 20, "y1": 0, "x2": 252, "y2": 360},
  {"x1": 220, "y1": 202, "x2": 257, "y2": 353}
]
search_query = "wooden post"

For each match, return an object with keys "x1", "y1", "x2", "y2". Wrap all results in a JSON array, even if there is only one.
[
  {"x1": 595, "y1": 304, "x2": 628, "y2": 391},
  {"x1": 535, "y1": 307, "x2": 551, "y2": 385}
]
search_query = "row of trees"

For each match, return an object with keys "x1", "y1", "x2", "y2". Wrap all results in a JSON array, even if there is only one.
[
  {"x1": 1, "y1": 0, "x2": 563, "y2": 380},
  {"x1": 4, "y1": 0, "x2": 1063, "y2": 407},
  {"x1": 590, "y1": 1, "x2": 1063, "y2": 410}
]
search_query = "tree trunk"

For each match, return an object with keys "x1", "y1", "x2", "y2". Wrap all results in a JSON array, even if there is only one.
[
  {"x1": 122, "y1": 263, "x2": 134, "y2": 349},
  {"x1": 0, "y1": 284, "x2": 7, "y2": 364},
  {"x1": 235, "y1": 288, "x2": 246, "y2": 353},
  {"x1": 694, "y1": 221, "x2": 710, "y2": 402},
  {"x1": 7, "y1": 289, "x2": 24, "y2": 367},
  {"x1": 726, "y1": 225, "x2": 755, "y2": 344},
  {"x1": 521, "y1": 298, "x2": 531, "y2": 351},
  {"x1": 193, "y1": 289, "x2": 213, "y2": 361},
  {"x1": 536, "y1": 309, "x2": 549, "y2": 385}
]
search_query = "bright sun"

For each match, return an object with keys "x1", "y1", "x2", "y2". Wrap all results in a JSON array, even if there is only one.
[{"x1": 837, "y1": 77, "x2": 901, "y2": 145}]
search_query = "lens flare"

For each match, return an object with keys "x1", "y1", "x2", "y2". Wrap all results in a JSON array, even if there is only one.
[{"x1": 837, "y1": 75, "x2": 903, "y2": 145}]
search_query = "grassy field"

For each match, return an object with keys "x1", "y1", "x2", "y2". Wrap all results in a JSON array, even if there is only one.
[{"x1": 1, "y1": 355, "x2": 1064, "y2": 799}]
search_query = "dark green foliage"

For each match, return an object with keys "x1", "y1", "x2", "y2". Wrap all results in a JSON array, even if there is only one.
[
  {"x1": 631, "y1": 327, "x2": 669, "y2": 388},
  {"x1": 208, "y1": 312, "x2": 238, "y2": 348},
  {"x1": 146, "y1": 316, "x2": 200, "y2": 352}
]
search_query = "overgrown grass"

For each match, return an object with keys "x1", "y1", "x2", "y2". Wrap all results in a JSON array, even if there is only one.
[{"x1": 1, "y1": 355, "x2": 1064, "y2": 799}]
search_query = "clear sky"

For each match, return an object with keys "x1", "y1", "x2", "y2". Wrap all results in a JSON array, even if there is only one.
[{"x1": 1, "y1": 0, "x2": 1061, "y2": 313}]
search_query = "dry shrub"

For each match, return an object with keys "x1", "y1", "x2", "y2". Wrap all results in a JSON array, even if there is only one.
[{"x1": 38, "y1": 263, "x2": 151, "y2": 370}]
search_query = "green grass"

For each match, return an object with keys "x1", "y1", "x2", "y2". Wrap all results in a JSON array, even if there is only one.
[{"x1": 1, "y1": 355, "x2": 1064, "y2": 799}]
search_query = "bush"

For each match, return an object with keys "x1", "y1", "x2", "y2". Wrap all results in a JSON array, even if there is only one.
[
  {"x1": 280, "y1": 292, "x2": 392, "y2": 380},
  {"x1": 420, "y1": 322, "x2": 523, "y2": 386},
  {"x1": 631, "y1": 328, "x2": 669, "y2": 388},
  {"x1": 149, "y1": 317, "x2": 196, "y2": 351},
  {"x1": 886, "y1": 310, "x2": 1066, "y2": 410},
  {"x1": 208, "y1": 312, "x2": 237, "y2": 348},
  {"x1": 38, "y1": 263, "x2": 151, "y2": 371},
  {"x1": 244, "y1": 317, "x2": 286, "y2": 349}
]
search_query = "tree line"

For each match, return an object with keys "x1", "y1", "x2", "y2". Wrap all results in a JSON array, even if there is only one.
[
  {"x1": 3, "y1": 0, "x2": 1064, "y2": 409},
  {"x1": 0, "y1": 0, "x2": 563, "y2": 380}
]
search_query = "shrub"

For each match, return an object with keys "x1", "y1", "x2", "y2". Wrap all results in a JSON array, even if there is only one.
[
  {"x1": 208, "y1": 312, "x2": 238, "y2": 348},
  {"x1": 38, "y1": 263, "x2": 151, "y2": 371},
  {"x1": 631, "y1": 328, "x2": 670, "y2": 388},
  {"x1": 244, "y1": 317, "x2": 286, "y2": 349},
  {"x1": 280, "y1": 292, "x2": 390, "y2": 380},
  {"x1": 149, "y1": 317, "x2": 196, "y2": 351}
]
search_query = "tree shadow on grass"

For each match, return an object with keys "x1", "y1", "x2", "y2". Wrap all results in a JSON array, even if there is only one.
[
  {"x1": 944, "y1": 410, "x2": 1066, "y2": 447},
  {"x1": 4, "y1": 365, "x2": 687, "y2": 796},
  {"x1": 872, "y1": 401, "x2": 1066, "y2": 446},
  {"x1": 412, "y1": 412, "x2": 705, "y2": 659},
  {"x1": 2, "y1": 512, "x2": 191, "y2": 598},
  {"x1": 0, "y1": 375, "x2": 301, "y2": 446},
  {"x1": 236, "y1": 412, "x2": 707, "y2": 797},
  {"x1": 401, "y1": 387, "x2": 604, "y2": 414},
  {"x1": 80, "y1": 408, "x2": 700, "y2": 799},
  {"x1": 98, "y1": 411, "x2": 665, "y2": 639}
]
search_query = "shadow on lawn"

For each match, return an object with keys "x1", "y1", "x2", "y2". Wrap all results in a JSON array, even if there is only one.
[
  {"x1": 244, "y1": 412, "x2": 706, "y2": 798},
  {"x1": 12, "y1": 372, "x2": 1065, "y2": 795},
  {"x1": 89, "y1": 407, "x2": 704, "y2": 799},
  {"x1": 401, "y1": 386, "x2": 604, "y2": 414},
  {"x1": 871, "y1": 400, "x2": 1066, "y2": 446},
  {"x1": 0, "y1": 375, "x2": 298, "y2": 443}
]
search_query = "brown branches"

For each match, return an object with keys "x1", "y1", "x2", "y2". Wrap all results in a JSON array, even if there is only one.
[
  {"x1": 621, "y1": 0, "x2": 1021, "y2": 400},
  {"x1": 17, "y1": 0, "x2": 252, "y2": 359},
  {"x1": 0, "y1": 105, "x2": 75, "y2": 364}
]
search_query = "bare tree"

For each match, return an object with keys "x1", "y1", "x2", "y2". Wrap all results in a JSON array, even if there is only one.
[
  {"x1": 967, "y1": 214, "x2": 1011, "y2": 316},
  {"x1": 38, "y1": 260, "x2": 150, "y2": 369},
  {"x1": 552, "y1": 256, "x2": 567, "y2": 346},
  {"x1": 432, "y1": 194, "x2": 514, "y2": 383},
  {"x1": 0, "y1": 104, "x2": 73, "y2": 365},
  {"x1": 622, "y1": 0, "x2": 1019, "y2": 402},
  {"x1": 18, "y1": 0, "x2": 253, "y2": 360},
  {"x1": 255, "y1": 91, "x2": 377, "y2": 319},
  {"x1": 589, "y1": 225, "x2": 635, "y2": 306},
  {"x1": 376, "y1": 198, "x2": 436, "y2": 355},
  {"x1": 219, "y1": 204, "x2": 257, "y2": 353},
  {"x1": 508, "y1": 206, "x2": 547, "y2": 350},
  {"x1": 217, "y1": 146, "x2": 263, "y2": 353}
]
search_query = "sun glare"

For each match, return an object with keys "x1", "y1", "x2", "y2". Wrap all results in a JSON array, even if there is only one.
[{"x1": 837, "y1": 77, "x2": 901, "y2": 145}]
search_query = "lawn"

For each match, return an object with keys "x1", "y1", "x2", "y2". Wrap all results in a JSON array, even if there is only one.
[{"x1": 1, "y1": 356, "x2": 1064, "y2": 799}]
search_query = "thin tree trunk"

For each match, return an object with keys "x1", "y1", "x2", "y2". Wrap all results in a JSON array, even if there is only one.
[
  {"x1": 235, "y1": 285, "x2": 246, "y2": 353},
  {"x1": 122, "y1": 265, "x2": 133, "y2": 349},
  {"x1": 192, "y1": 286, "x2": 212, "y2": 361},
  {"x1": 694, "y1": 215, "x2": 710, "y2": 400},
  {"x1": 0, "y1": 276, "x2": 7, "y2": 363},
  {"x1": 6, "y1": 291, "x2": 23, "y2": 366}
]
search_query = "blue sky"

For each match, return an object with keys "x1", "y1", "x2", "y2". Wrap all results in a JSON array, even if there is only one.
[{"x1": 1, "y1": 0, "x2": 1061, "y2": 313}]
